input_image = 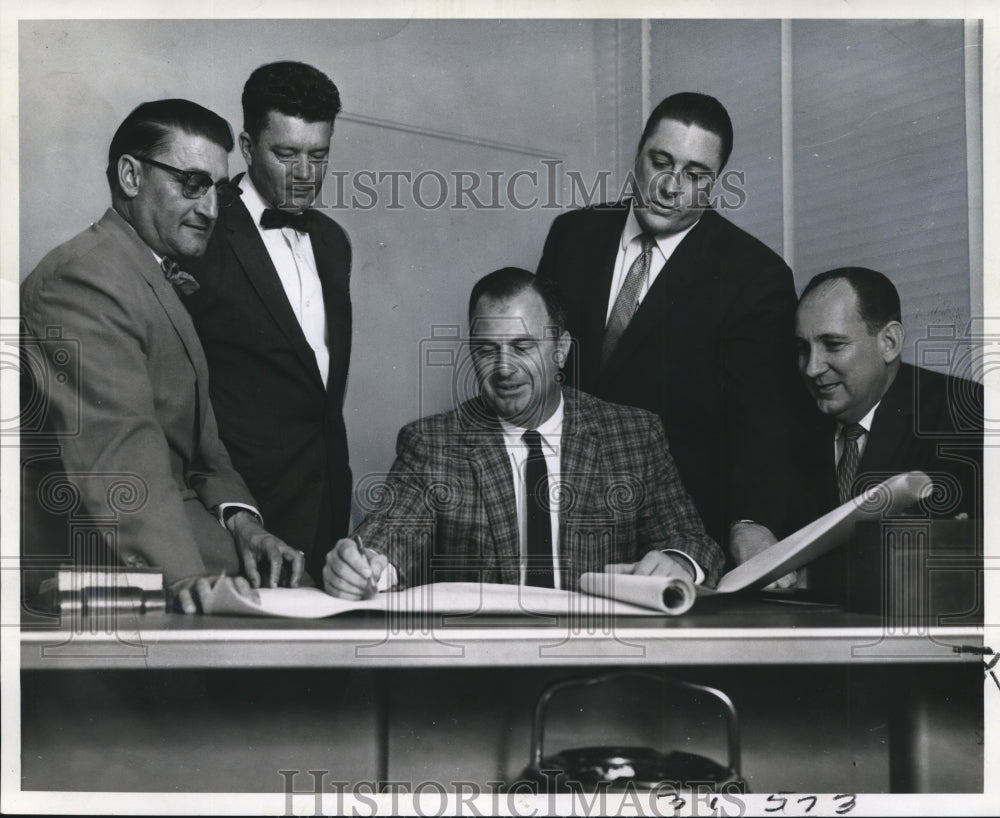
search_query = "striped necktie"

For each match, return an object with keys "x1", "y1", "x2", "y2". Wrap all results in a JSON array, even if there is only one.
[
  {"x1": 836, "y1": 423, "x2": 866, "y2": 504},
  {"x1": 602, "y1": 233, "x2": 655, "y2": 365}
]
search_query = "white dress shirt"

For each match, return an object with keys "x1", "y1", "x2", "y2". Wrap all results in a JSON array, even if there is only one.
[
  {"x1": 239, "y1": 175, "x2": 330, "y2": 387},
  {"x1": 499, "y1": 399, "x2": 566, "y2": 588},
  {"x1": 498, "y1": 397, "x2": 704, "y2": 586},
  {"x1": 375, "y1": 395, "x2": 705, "y2": 590},
  {"x1": 605, "y1": 206, "x2": 699, "y2": 323}
]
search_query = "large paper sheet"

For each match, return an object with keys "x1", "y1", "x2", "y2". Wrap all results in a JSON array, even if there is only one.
[
  {"x1": 200, "y1": 578, "x2": 656, "y2": 618},
  {"x1": 201, "y1": 471, "x2": 930, "y2": 618},
  {"x1": 711, "y1": 470, "x2": 931, "y2": 594}
]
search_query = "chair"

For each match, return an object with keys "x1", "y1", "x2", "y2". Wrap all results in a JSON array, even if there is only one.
[{"x1": 520, "y1": 670, "x2": 744, "y2": 793}]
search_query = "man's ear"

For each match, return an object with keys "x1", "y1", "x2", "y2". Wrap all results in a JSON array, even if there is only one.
[
  {"x1": 238, "y1": 132, "x2": 254, "y2": 167},
  {"x1": 554, "y1": 329, "x2": 572, "y2": 367},
  {"x1": 117, "y1": 155, "x2": 142, "y2": 199},
  {"x1": 879, "y1": 321, "x2": 905, "y2": 364}
]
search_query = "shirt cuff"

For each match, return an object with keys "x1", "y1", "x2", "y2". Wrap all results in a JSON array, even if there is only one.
[
  {"x1": 376, "y1": 560, "x2": 399, "y2": 591},
  {"x1": 217, "y1": 503, "x2": 263, "y2": 529},
  {"x1": 662, "y1": 549, "x2": 705, "y2": 585}
]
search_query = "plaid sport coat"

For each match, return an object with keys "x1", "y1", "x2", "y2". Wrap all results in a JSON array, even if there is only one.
[{"x1": 353, "y1": 388, "x2": 723, "y2": 591}]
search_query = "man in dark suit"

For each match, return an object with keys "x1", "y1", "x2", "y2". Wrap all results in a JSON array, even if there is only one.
[
  {"x1": 536, "y1": 92, "x2": 804, "y2": 566},
  {"x1": 322, "y1": 268, "x2": 723, "y2": 598},
  {"x1": 21, "y1": 99, "x2": 303, "y2": 611},
  {"x1": 795, "y1": 267, "x2": 983, "y2": 519},
  {"x1": 182, "y1": 62, "x2": 352, "y2": 584}
]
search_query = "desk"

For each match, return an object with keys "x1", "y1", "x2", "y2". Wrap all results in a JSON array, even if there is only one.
[
  {"x1": 21, "y1": 598, "x2": 985, "y2": 668},
  {"x1": 19, "y1": 598, "x2": 985, "y2": 795}
]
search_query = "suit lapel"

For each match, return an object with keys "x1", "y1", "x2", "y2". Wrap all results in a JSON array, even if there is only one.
[
  {"x1": 580, "y1": 208, "x2": 629, "y2": 384},
  {"x1": 225, "y1": 197, "x2": 327, "y2": 390},
  {"x1": 860, "y1": 364, "x2": 914, "y2": 475},
  {"x1": 100, "y1": 209, "x2": 213, "y2": 422},
  {"x1": 815, "y1": 414, "x2": 839, "y2": 508},
  {"x1": 599, "y1": 209, "x2": 714, "y2": 378},
  {"x1": 309, "y1": 221, "x2": 351, "y2": 392},
  {"x1": 465, "y1": 417, "x2": 520, "y2": 584},
  {"x1": 559, "y1": 389, "x2": 608, "y2": 552}
]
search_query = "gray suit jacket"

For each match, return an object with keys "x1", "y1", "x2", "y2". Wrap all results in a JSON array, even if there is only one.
[{"x1": 21, "y1": 208, "x2": 254, "y2": 583}]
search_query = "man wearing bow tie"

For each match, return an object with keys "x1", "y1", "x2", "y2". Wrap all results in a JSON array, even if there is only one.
[
  {"x1": 20, "y1": 99, "x2": 304, "y2": 611},
  {"x1": 182, "y1": 62, "x2": 353, "y2": 584}
]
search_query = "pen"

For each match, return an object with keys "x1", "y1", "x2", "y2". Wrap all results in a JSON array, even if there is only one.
[{"x1": 355, "y1": 534, "x2": 377, "y2": 598}]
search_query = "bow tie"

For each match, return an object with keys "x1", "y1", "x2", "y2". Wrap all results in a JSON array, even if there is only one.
[
  {"x1": 260, "y1": 208, "x2": 315, "y2": 233},
  {"x1": 160, "y1": 256, "x2": 200, "y2": 295}
]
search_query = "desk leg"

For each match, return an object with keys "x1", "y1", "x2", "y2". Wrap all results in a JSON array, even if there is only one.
[
  {"x1": 888, "y1": 670, "x2": 924, "y2": 792},
  {"x1": 377, "y1": 669, "x2": 390, "y2": 789},
  {"x1": 887, "y1": 665, "x2": 983, "y2": 793}
]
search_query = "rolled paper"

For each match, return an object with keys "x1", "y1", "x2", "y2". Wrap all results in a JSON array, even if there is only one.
[{"x1": 578, "y1": 572, "x2": 697, "y2": 615}]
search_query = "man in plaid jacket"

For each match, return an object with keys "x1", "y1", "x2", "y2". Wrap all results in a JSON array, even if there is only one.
[{"x1": 323, "y1": 268, "x2": 723, "y2": 597}]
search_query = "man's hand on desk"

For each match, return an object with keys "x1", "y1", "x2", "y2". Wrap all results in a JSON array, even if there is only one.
[
  {"x1": 730, "y1": 520, "x2": 797, "y2": 590},
  {"x1": 604, "y1": 550, "x2": 696, "y2": 582},
  {"x1": 226, "y1": 510, "x2": 305, "y2": 589},
  {"x1": 323, "y1": 538, "x2": 389, "y2": 600},
  {"x1": 170, "y1": 574, "x2": 259, "y2": 614}
]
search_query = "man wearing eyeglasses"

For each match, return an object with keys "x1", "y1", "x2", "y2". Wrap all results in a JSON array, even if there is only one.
[
  {"x1": 21, "y1": 99, "x2": 304, "y2": 612},
  {"x1": 181, "y1": 62, "x2": 353, "y2": 585}
]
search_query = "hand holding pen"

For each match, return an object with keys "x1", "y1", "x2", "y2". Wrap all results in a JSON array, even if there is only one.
[
  {"x1": 353, "y1": 534, "x2": 378, "y2": 597},
  {"x1": 322, "y1": 535, "x2": 385, "y2": 600}
]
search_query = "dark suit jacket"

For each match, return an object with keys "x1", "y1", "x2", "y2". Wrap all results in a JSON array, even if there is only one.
[
  {"x1": 20, "y1": 209, "x2": 254, "y2": 585},
  {"x1": 355, "y1": 388, "x2": 724, "y2": 592},
  {"x1": 182, "y1": 182, "x2": 353, "y2": 582},
  {"x1": 804, "y1": 363, "x2": 984, "y2": 519},
  {"x1": 537, "y1": 203, "x2": 806, "y2": 546}
]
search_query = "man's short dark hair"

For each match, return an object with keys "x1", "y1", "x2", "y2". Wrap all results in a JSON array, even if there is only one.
[
  {"x1": 242, "y1": 61, "x2": 342, "y2": 139},
  {"x1": 801, "y1": 267, "x2": 902, "y2": 334},
  {"x1": 638, "y1": 92, "x2": 734, "y2": 170},
  {"x1": 468, "y1": 268, "x2": 568, "y2": 333},
  {"x1": 106, "y1": 99, "x2": 234, "y2": 193}
]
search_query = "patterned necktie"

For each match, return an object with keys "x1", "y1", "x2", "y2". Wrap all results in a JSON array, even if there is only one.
[
  {"x1": 260, "y1": 208, "x2": 315, "y2": 233},
  {"x1": 160, "y1": 256, "x2": 200, "y2": 295},
  {"x1": 523, "y1": 430, "x2": 554, "y2": 588},
  {"x1": 836, "y1": 423, "x2": 866, "y2": 504},
  {"x1": 602, "y1": 233, "x2": 655, "y2": 365}
]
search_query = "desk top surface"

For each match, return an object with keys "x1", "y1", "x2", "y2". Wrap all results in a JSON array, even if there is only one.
[{"x1": 20, "y1": 594, "x2": 984, "y2": 670}]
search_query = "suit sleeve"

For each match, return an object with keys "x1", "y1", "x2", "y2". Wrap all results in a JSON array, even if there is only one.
[
  {"x1": 535, "y1": 212, "x2": 568, "y2": 285},
  {"x1": 639, "y1": 418, "x2": 725, "y2": 585},
  {"x1": 185, "y1": 390, "x2": 257, "y2": 513},
  {"x1": 22, "y1": 262, "x2": 212, "y2": 583},
  {"x1": 351, "y1": 423, "x2": 436, "y2": 589},
  {"x1": 723, "y1": 259, "x2": 807, "y2": 537},
  {"x1": 931, "y1": 375, "x2": 984, "y2": 519}
]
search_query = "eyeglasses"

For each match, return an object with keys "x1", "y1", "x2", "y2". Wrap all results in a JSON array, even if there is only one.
[{"x1": 132, "y1": 155, "x2": 241, "y2": 207}]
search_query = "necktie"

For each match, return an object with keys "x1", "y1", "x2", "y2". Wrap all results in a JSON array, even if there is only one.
[
  {"x1": 160, "y1": 256, "x2": 200, "y2": 295},
  {"x1": 836, "y1": 423, "x2": 866, "y2": 504},
  {"x1": 523, "y1": 430, "x2": 554, "y2": 588},
  {"x1": 260, "y1": 208, "x2": 315, "y2": 233},
  {"x1": 602, "y1": 233, "x2": 655, "y2": 365}
]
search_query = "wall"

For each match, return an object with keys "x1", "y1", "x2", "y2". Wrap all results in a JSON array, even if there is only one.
[
  {"x1": 18, "y1": 18, "x2": 604, "y2": 487},
  {"x1": 18, "y1": 18, "x2": 980, "y2": 487},
  {"x1": 641, "y1": 19, "x2": 977, "y2": 372},
  {"x1": 791, "y1": 20, "x2": 974, "y2": 369},
  {"x1": 14, "y1": 15, "x2": 985, "y2": 801}
]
